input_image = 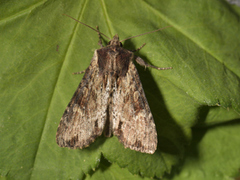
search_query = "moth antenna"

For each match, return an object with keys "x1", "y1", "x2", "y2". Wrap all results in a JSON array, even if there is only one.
[
  {"x1": 120, "y1": 26, "x2": 172, "y2": 42},
  {"x1": 63, "y1": 14, "x2": 111, "y2": 40}
]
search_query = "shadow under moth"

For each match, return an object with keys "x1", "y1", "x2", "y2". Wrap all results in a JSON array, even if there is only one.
[{"x1": 56, "y1": 15, "x2": 172, "y2": 154}]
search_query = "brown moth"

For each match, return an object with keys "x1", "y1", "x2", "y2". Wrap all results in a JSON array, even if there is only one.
[{"x1": 56, "y1": 15, "x2": 172, "y2": 154}]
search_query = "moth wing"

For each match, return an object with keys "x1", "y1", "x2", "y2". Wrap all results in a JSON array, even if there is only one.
[
  {"x1": 112, "y1": 61, "x2": 158, "y2": 154},
  {"x1": 56, "y1": 52, "x2": 109, "y2": 148}
]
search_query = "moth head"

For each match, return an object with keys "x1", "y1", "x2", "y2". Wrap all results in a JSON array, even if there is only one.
[{"x1": 108, "y1": 34, "x2": 122, "y2": 47}]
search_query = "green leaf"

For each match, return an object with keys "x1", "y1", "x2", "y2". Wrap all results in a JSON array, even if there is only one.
[
  {"x1": 166, "y1": 120, "x2": 240, "y2": 180},
  {"x1": 0, "y1": 0, "x2": 240, "y2": 179},
  {"x1": 84, "y1": 120, "x2": 240, "y2": 180}
]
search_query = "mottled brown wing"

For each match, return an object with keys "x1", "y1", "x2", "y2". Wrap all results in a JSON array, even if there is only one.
[
  {"x1": 56, "y1": 51, "x2": 109, "y2": 148},
  {"x1": 112, "y1": 61, "x2": 158, "y2": 154}
]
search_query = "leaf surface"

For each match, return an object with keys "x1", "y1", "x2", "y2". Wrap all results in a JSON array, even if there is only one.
[{"x1": 0, "y1": 0, "x2": 239, "y2": 179}]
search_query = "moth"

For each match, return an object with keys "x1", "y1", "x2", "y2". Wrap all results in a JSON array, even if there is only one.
[{"x1": 56, "y1": 15, "x2": 172, "y2": 154}]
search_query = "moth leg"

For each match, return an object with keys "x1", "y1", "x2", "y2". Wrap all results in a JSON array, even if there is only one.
[
  {"x1": 72, "y1": 69, "x2": 86, "y2": 74},
  {"x1": 132, "y1": 43, "x2": 146, "y2": 52},
  {"x1": 135, "y1": 56, "x2": 172, "y2": 70},
  {"x1": 96, "y1": 26, "x2": 104, "y2": 48}
]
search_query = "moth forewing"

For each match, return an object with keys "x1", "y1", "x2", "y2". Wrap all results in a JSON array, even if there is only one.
[
  {"x1": 56, "y1": 16, "x2": 172, "y2": 154},
  {"x1": 111, "y1": 60, "x2": 158, "y2": 154}
]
